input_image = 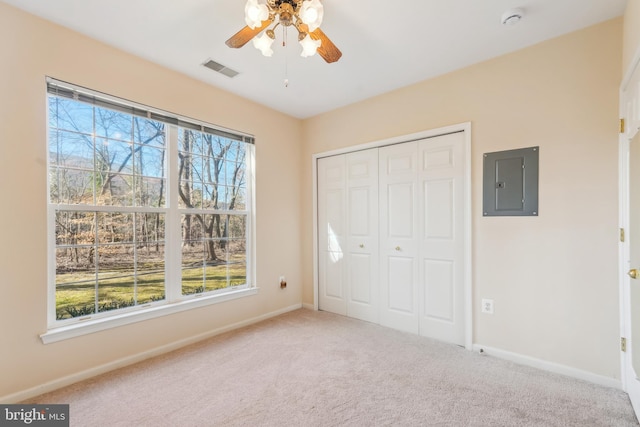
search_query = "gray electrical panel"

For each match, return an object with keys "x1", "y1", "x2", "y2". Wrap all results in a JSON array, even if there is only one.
[{"x1": 483, "y1": 146, "x2": 538, "y2": 216}]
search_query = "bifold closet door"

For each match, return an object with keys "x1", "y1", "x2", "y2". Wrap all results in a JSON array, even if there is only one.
[
  {"x1": 378, "y1": 133, "x2": 466, "y2": 344},
  {"x1": 318, "y1": 149, "x2": 379, "y2": 322},
  {"x1": 318, "y1": 155, "x2": 347, "y2": 316},
  {"x1": 379, "y1": 142, "x2": 420, "y2": 334},
  {"x1": 418, "y1": 132, "x2": 466, "y2": 345},
  {"x1": 345, "y1": 149, "x2": 379, "y2": 323},
  {"x1": 318, "y1": 132, "x2": 466, "y2": 345}
]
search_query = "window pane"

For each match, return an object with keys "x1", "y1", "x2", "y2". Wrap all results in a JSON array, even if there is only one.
[
  {"x1": 49, "y1": 167, "x2": 60, "y2": 203},
  {"x1": 202, "y1": 135, "x2": 224, "y2": 159},
  {"x1": 100, "y1": 172, "x2": 134, "y2": 206},
  {"x1": 97, "y1": 139, "x2": 133, "y2": 175},
  {"x1": 226, "y1": 160, "x2": 245, "y2": 187},
  {"x1": 182, "y1": 214, "x2": 204, "y2": 240},
  {"x1": 56, "y1": 131, "x2": 94, "y2": 169},
  {"x1": 55, "y1": 211, "x2": 95, "y2": 245},
  {"x1": 232, "y1": 186, "x2": 247, "y2": 210},
  {"x1": 136, "y1": 177, "x2": 166, "y2": 207},
  {"x1": 205, "y1": 243, "x2": 228, "y2": 292},
  {"x1": 94, "y1": 107, "x2": 132, "y2": 140},
  {"x1": 191, "y1": 155, "x2": 204, "y2": 183},
  {"x1": 55, "y1": 246, "x2": 96, "y2": 320},
  {"x1": 179, "y1": 181, "x2": 203, "y2": 209},
  {"x1": 54, "y1": 168, "x2": 95, "y2": 204},
  {"x1": 202, "y1": 183, "x2": 220, "y2": 209},
  {"x1": 136, "y1": 213, "x2": 165, "y2": 244},
  {"x1": 178, "y1": 154, "x2": 203, "y2": 200},
  {"x1": 179, "y1": 129, "x2": 202, "y2": 155},
  {"x1": 226, "y1": 140, "x2": 245, "y2": 162},
  {"x1": 202, "y1": 155, "x2": 224, "y2": 185},
  {"x1": 49, "y1": 97, "x2": 94, "y2": 135},
  {"x1": 49, "y1": 130, "x2": 60, "y2": 165},
  {"x1": 97, "y1": 244, "x2": 135, "y2": 312},
  {"x1": 182, "y1": 240, "x2": 205, "y2": 295},
  {"x1": 97, "y1": 212, "x2": 133, "y2": 244},
  {"x1": 136, "y1": 145, "x2": 165, "y2": 178},
  {"x1": 229, "y1": 240, "x2": 247, "y2": 286},
  {"x1": 133, "y1": 118, "x2": 165, "y2": 148},
  {"x1": 137, "y1": 243, "x2": 165, "y2": 304},
  {"x1": 228, "y1": 215, "x2": 247, "y2": 239}
]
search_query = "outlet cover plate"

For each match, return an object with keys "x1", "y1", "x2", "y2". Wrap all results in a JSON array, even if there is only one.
[{"x1": 482, "y1": 298, "x2": 494, "y2": 314}]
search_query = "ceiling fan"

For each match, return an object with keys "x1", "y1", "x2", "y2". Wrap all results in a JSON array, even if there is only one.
[{"x1": 225, "y1": 0, "x2": 342, "y2": 63}]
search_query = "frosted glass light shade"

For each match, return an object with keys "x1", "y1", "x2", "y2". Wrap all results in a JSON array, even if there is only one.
[
  {"x1": 300, "y1": 34, "x2": 321, "y2": 57},
  {"x1": 252, "y1": 32, "x2": 274, "y2": 56},
  {"x1": 245, "y1": 0, "x2": 269, "y2": 29},
  {"x1": 299, "y1": 0, "x2": 324, "y2": 32}
]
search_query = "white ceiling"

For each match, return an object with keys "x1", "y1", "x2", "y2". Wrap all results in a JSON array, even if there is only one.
[{"x1": 2, "y1": 0, "x2": 628, "y2": 119}]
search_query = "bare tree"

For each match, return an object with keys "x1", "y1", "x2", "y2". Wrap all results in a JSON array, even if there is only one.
[
  {"x1": 50, "y1": 98, "x2": 166, "y2": 270},
  {"x1": 178, "y1": 130, "x2": 246, "y2": 261}
]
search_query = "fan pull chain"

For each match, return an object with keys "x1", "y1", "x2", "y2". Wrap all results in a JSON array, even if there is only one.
[{"x1": 283, "y1": 25, "x2": 289, "y2": 87}]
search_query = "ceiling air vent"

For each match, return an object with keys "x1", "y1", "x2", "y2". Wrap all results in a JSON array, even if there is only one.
[{"x1": 202, "y1": 59, "x2": 239, "y2": 78}]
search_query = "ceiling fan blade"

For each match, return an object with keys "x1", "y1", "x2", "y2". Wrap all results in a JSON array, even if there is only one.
[
  {"x1": 225, "y1": 18, "x2": 274, "y2": 49},
  {"x1": 310, "y1": 28, "x2": 342, "y2": 63}
]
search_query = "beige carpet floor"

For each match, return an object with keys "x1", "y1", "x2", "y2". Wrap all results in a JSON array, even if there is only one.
[{"x1": 25, "y1": 309, "x2": 638, "y2": 426}]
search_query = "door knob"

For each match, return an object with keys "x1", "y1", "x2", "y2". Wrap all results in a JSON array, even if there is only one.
[
  {"x1": 629, "y1": 269, "x2": 639, "y2": 280},
  {"x1": 395, "y1": 246, "x2": 401, "y2": 251},
  {"x1": 359, "y1": 244, "x2": 364, "y2": 248}
]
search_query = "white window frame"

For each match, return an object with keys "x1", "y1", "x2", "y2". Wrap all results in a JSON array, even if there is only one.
[{"x1": 42, "y1": 78, "x2": 257, "y2": 344}]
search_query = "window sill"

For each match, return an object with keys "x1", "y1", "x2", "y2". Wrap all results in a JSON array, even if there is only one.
[{"x1": 40, "y1": 287, "x2": 259, "y2": 344}]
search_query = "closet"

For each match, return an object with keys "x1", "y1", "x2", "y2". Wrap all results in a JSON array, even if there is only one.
[{"x1": 317, "y1": 131, "x2": 467, "y2": 346}]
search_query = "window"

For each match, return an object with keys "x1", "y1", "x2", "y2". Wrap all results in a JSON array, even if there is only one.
[{"x1": 46, "y1": 78, "x2": 255, "y2": 336}]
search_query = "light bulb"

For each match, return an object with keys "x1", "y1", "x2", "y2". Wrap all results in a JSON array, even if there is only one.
[
  {"x1": 245, "y1": 0, "x2": 269, "y2": 29},
  {"x1": 300, "y1": 34, "x2": 321, "y2": 57},
  {"x1": 303, "y1": 8, "x2": 318, "y2": 23},
  {"x1": 252, "y1": 32, "x2": 274, "y2": 56},
  {"x1": 299, "y1": 0, "x2": 324, "y2": 32}
]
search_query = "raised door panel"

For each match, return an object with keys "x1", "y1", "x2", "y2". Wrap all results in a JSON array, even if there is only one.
[
  {"x1": 387, "y1": 257, "x2": 415, "y2": 312},
  {"x1": 424, "y1": 259, "x2": 454, "y2": 321},
  {"x1": 626, "y1": 67, "x2": 640, "y2": 139}
]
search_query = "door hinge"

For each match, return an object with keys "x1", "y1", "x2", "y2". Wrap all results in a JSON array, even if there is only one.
[
  {"x1": 621, "y1": 118, "x2": 626, "y2": 134},
  {"x1": 621, "y1": 228, "x2": 626, "y2": 243},
  {"x1": 622, "y1": 337, "x2": 627, "y2": 352}
]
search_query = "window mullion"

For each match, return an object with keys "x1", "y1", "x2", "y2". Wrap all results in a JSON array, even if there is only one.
[{"x1": 165, "y1": 124, "x2": 182, "y2": 302}]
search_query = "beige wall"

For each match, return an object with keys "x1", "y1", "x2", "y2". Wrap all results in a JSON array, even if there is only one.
[
  {"x1": 624, "y1": 0, "x2": 640, "y2": 75},
  {"x1": 301, "y1": 18, "x2": 623, "y2": 379},
  {"x1": 0, "y1": 3, "x2": 303, "y2": 399},
  {"x1": 0, "y1": 0, "x2": 627, "y2": 399}
]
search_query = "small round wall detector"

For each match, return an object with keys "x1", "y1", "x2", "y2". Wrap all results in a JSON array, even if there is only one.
[{"x1": 501, "y1": 8, "x2": 524, "y2": 26}]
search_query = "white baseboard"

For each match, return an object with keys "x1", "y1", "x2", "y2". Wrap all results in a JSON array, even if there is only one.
[
  {"x1": 472, "y1": 344, "x2": 622, "y2": 390},
  {"x1": 302, "y1": 303, "x2": 315, "y2": 310},
  {"x1": 2, "y1": 304, "x2": 303, "y2": 404}
]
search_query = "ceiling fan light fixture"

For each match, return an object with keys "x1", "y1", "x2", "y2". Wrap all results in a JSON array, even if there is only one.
[
  {"x1": 225, "y1": 0, "x2": 342, "y2": 63},
  {"x1": 300, "y1": 33, "x2": 321, "y2": 57},
  {"x1": 299, "y1": 0, "x2": 324, "y2": 32},
  {"x1": 244, "y1": 0, "x2": 269, "y2": 29},
  {"x1": 252, "y1": 32, "x2": 274, "y2": 56}
]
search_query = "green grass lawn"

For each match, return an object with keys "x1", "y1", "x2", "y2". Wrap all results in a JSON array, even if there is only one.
[{"x1": 56, "y1": 259, "x2": 246, "y2": 320}]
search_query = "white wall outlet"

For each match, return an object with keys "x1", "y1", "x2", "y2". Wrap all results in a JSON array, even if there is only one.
[{"x1": 481, "y1": 298, "x2": 494, "y2": 314}]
